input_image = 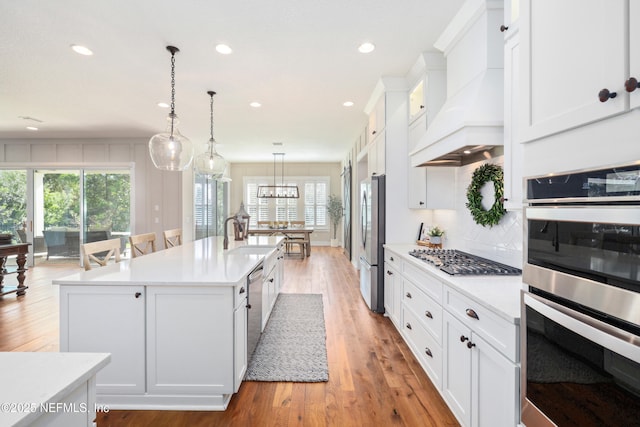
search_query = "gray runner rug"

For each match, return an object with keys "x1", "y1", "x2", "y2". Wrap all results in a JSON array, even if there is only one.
[{"x1": 245, "y1": 293, "x2": 329, "y2": 382}]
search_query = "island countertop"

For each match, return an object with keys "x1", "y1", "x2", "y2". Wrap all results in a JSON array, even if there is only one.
[{"x1": 53, "y1": 235, "x2": 284, "y2": 287}]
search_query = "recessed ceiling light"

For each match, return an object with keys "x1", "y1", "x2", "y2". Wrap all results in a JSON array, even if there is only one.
[
  {"x1": 157, "y1": 102, "x2": 170, "y2": 108},
  {"x1": 70, "y1": 44, "x2": 93, "y2": 56},
  {"x1": 216, "y1": 44, "x2": 233, "y2": 55},
  {"x1": 250, "y1": 101, "x2": 262, "y2": 108},
  {"x1": 358, "y1": 42, "x2": 375, "y2": 54},
  {"x1": 26, "y1": 126, "x2": 38, "y2": 131},
  {"x1": 343, "y1": 101, "x2": 354, "y2": 107}
]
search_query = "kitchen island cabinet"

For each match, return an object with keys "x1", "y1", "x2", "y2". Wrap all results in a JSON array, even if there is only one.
[
  {"x1": 383, "y1": 244, "x2": 521, "y2": 427},
  {"x1": 55, "y1": 235, "x2": 284, "y2": 411}
]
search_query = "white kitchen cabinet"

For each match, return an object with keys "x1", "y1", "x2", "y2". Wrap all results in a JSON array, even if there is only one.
[
  {"x1": 503, "y1": 26, "x2": 523, "y2": 210},
  {"x1": 409, "y1": 167, "x2": 457, "y2": 209},
  {"x1": 630, "y1": 0, "x2": 640, "y2": 110},
  {"x1": 367, "y1": 95, "x2": 386, "y2": 143},
  {"x1": 60, "y1": 285, "x2": 146, "y2": 395},
  {"x1": 409, "y1": 79, "x2": 426, "y2": 123},
  {"x1": 520, "y1": 0, "x2": 628, "y2": 143},
  {"x1": 501, "y1": 0, "x2": 520, "y2": 37},
  {"x1": 403, "y1": 305, "x2": 444, "y2": 390},
  {"x1": 366, "y1": 131, "x2": 386, "y2": 177},
  {"x1": 233, "y1": 288, "x2": 248, "y2": 392},
  {"x1": 442, "y1": 311, "x2": 518, "y2": 427},
  {"x1": 383, "y1": 262, "x2": 401, "y2": 328},
  {"x1": 146, "y1": 286, "x2": 234, "y2": 395}
]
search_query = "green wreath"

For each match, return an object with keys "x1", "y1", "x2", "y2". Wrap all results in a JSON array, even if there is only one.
[{"x1": 465, "y1": 164, "x2": 506, "y2": 227}]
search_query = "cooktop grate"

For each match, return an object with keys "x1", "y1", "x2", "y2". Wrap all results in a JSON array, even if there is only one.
[{"x1": 408, "y1": 248, "x2": 521, "y2": 276}]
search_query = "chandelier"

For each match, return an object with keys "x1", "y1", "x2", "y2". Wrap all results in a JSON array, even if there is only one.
[
  {"x1": 257, "y1": 153, "x2": 299, "y2": 198},
  {"x1": 194, "y1": 91, "x2": 227, "y2": 178},
  {"x1": 149, "y1": 46, "x2": 194, "y2": 171}
]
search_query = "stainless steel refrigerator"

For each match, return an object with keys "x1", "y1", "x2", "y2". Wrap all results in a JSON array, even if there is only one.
[{"x1": 359, "y1": 174, "x2": 385, "y2": 313}]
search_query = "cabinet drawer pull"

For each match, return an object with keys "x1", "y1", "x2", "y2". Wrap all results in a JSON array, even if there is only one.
[
  {"x1": 425, "y1": 347, "x2": 433, "y2": 358},
  {"x1": 465, "y1": 308, "x2": 479, "y2": 320},
  {"x1": 406, "y1": 322, "x2": 412, "y2": 330},
  {"x1": 135, "y1": 292, "x2": 142, "y2": 298},
  {"x1": 405, "y1": 292, "x2": 412, "y2": 299},
  {"x1": 460, "y1": 335, "x2": 469, "y2": 343},
  {"x1": 424, "y1": 310, "x2": 433, "y2": 319},
  {"x1": 467, "y1": 341, "x2": 476, "y2": 349},
  {"x1": 625, "y1": 77, "x2": 640, "y2": 92},
  {"x1": 419, "y1": 201, "x2": 425, "y2": 206},
  {"x1": 372, "y1": 130, "x2": 377, "y2": 135},
  {"x1": 268, "y1": 278, "x2": 274, "y2": 283},
  {"x1": 598, "y1": 88, "x2": 617, "y2": 102},
  {"x1": 500, "y1": 24, "x2": 509, "y2": 32},
  {"x1": 390, "y1": 256, "x2": 394, "y2": 262},
  {"x1": 386, "y1": 270, "x2": 393, "y2": 275},
  {"x1": 419, "y1": 105, "x2": 425, "y2": 109},
  {"x1": 238, "y1": 287, "x2": 246, "y2": 294}
]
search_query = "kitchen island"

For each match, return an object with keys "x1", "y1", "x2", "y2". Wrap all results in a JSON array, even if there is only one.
[{"x1": 53, "y1": 235, "x2": 284, "y2": 411}]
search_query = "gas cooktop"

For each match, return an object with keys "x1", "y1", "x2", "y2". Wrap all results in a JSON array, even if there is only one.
[{"x1": 408, "y1": 248, "x2": 522, "y2": 276}]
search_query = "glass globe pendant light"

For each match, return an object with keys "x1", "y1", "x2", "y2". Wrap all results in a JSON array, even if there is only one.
[
  {"x1": 194, "y1": 91, "x2": 227, "y2": 178},
  {"x1": 149, "y1": 46, "x2": 194, "y2": 171}
]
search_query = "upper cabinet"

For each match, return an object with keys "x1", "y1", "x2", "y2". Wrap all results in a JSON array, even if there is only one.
[
  {"x1": 520, "y1": 0, "x2": 629, "y2": 143},
  {"x1": 367, "y1": 95, "x2": 386, "y2": 143},
  {"x1": 630, "y1": 0, "x2": 640, "y2": 110},
  {"x1": 501, "y1": 0, "x2": 520, "y2": 37},
  {"x1": 502, "y1": 0, "x2": 523, "y2": 210}
]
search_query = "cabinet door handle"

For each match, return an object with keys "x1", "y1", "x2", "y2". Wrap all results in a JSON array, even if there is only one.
[
  {"x1": 419, "y1": 105, "x2": 425, "y2": 109},
  {"x1": 135, "y1": 292, "x2": 142, "y2": 298},
  {"x1": 625, "y1": 77, "x2": 640, "y2": 92},
  {"x1": 500, "y1": 24, "x2": 509, "y2": 32},
  {"x1": 386, "y1": 270, "x2": 393, "y2": 275},
  {"x1": 467, "y1": 341, "x2": 476, "y2": 349},
  {"x1": 465, "y1": 308, "x2": 479, "y2": 320},
  {"x1": 268, "y1": 278, "x2": 274, "y2": 283},
  {"x1": 419, "y1": 201, "x2": 425, "y2": 206},
  {"x1": 598, "y1": 88, "x2": 617, "y2": 102},
  {"x1": 239, "y1": 287, "x2": 246, "y2": 294},
  {"x1": 405, "y1": 292, "x2": 412, "y2": 299},
  {"x1": 425, "y1": 310, "x2": 433, "y2": 319},
  {"x1": 406, "y1": 322, "x2": 412, "y2": 330},
  {"x1": 425, "y1": 347, "x2": 433, "y2": 358},
  {"x1": 390, "y1": 256, "x2": 394, "y2": 262},
  {"x1": 460, "y1": 335, "x2": 469, "y2": 343}
]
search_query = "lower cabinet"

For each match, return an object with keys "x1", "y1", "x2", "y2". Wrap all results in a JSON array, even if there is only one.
[
  {"x1": 60, "y1": 285, "x2": 146, "y2": 395},
  {"x1": 145, "y1": 286, "x2": 234, "y2": 395},
  {"x1": 60, "y1": 283, "x2": 242, "y2": 409},
  {"x1": 383, "y1": 262, "x2": 402, "y2": 328},
  {"x1": 443, "y1": 311, "x2": 519, "y2": 427},
  {"x1": 383, "y1": 248, "x2": 520, "y2": 427}
]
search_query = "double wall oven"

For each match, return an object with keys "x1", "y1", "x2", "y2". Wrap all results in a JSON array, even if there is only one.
[{"x1": 522, "y1": 163, "x2": 640, "y2": 427}]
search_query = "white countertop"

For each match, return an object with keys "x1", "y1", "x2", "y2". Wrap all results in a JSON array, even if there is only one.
[
  {"x1": 384, "y1": 244, "x2": 523, "y2": 324},
  {"x1": 0, "y1": 352, "x2": 110, "y2": 427},
  {"x1": 53, "y1": 236, "x2": 284, "y2": 287}
]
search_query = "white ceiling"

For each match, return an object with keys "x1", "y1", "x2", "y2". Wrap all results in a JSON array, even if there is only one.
[{"x1": 0, "y1": 0, "x2": 464, "y2": 163}]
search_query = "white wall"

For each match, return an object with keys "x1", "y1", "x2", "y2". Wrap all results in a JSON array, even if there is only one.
[{"x1": 0, "y1": 138, "x2": 185, "y2": 240}]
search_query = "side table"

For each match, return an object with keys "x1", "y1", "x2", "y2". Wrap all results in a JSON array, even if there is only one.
[{"x1": 0, "y1": 243, "x2": 30, "y2": 296}]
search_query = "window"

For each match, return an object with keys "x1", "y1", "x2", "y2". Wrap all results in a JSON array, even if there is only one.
[{"x1": 244, "y1": 176, "x2": 329, "y2": 229}]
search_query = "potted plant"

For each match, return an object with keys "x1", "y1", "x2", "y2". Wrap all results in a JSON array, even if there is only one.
[
  {"x1": 427, "y1": 225, "x2": 445, "y2": 245},
  {"x1": 327, "y1": 194, "x2": 343, "y2": 247}
]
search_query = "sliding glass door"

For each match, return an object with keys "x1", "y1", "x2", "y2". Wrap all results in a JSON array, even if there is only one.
[{"x1": 0, "y1": 167, "x2": 132, "y2": 267}]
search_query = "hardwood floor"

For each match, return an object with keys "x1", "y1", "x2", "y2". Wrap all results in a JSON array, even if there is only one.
[{"x1": 0, "y1": 247, "x2": 459, "y2": 427}]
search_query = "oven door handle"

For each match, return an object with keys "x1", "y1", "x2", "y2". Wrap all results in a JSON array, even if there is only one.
[{"x1": 524, "y1": 292, "x2": 640, "y2": 362}]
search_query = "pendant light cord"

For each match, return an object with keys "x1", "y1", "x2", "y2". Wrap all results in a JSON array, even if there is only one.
[{"x1": 169, "y1": 47, "x2": 177, "y2": 136}]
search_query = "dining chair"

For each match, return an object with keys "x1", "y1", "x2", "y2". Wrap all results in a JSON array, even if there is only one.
[
  {"x1": 162, "y1": 228, "x2": 182, "y2": 249},
  {"x1": 285, "y1": 221, "x2": 308, "y2": 258},
  {"x1": 81, "y1": 238, "x2": 122, "y2": 271},
  {"x1": 129, "y1": 232, "x2": 157, "y2": 258}
]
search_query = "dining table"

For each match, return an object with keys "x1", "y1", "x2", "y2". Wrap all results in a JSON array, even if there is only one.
[{"x1": 248, "y1": 226, "x2": 314, "y2": 256}]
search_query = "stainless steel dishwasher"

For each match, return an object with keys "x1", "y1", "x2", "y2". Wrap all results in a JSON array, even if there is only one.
[{"x1": 246, "y1": 261, "x2": 264, "y2": 363}]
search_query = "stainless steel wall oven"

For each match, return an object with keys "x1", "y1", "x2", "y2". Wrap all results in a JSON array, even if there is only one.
[{"x1": 521, "y1": 163, "x2": 640, "y2": 427}]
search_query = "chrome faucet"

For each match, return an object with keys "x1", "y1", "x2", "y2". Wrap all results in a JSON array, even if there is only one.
[{"x1": 223, "y1": 216, "x2": 238, "y2": 250}]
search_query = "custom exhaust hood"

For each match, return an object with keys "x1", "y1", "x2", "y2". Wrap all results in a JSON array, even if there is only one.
[{"x1": 410, "y1": 0, "x2": 504, "y2": 167}]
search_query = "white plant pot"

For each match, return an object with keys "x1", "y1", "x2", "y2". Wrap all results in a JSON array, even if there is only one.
[
  {"x1": 429, "y1": 236, "x2": 442, "y2": 245},
  {"x1": 330, "y1": 238, "x2": 339, "y2": 247}
]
